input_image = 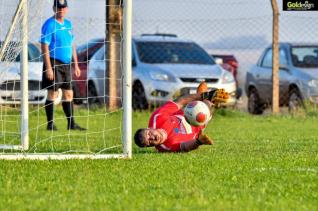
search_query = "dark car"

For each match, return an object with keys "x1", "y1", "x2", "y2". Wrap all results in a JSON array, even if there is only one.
[
  {"x1": 245, "y1": 42, "x2": 318, "y2": 114},
  {"x1": 72, "y1": 38, "x2": 104, "y2": 103},
  {"x1": 211, "y1": 54, "x2": 238, "y2": 83},
  {"x1": 211, "y1": 54, "x2": 241, "y2": 99}
]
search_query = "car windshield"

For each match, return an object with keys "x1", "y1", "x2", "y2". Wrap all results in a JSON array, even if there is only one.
[
  {"x1": 0, "y1": 42, "x2": 42, "y2": 62},
  {"x1": 291, "y1": 46, "x2": 318, "y2": 68},
  {"x1": 136, "y1": 41, "x2": 215, "y2": 65}
]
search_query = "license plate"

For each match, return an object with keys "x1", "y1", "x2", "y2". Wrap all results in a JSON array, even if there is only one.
[
  {"x1": 12, "y1": 92, "x2": 38, "y2": 100},
  {"x1": 189, "y1": 89, "x2": 197, "y2": 94}
]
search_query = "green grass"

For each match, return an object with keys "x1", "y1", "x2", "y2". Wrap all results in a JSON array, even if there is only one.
[{"x1": 0, "y1": 107, "x2": 318, "y2": 210}]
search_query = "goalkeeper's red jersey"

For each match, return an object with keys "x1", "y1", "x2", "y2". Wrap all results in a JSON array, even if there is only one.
[{"x1": 148, "y1": 101, "x2": 205, "y2": 152}]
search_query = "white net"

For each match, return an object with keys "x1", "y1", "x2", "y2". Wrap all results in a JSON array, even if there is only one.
[{"x1": 0, "y1": 0, "x2": 131, "y2": 159}]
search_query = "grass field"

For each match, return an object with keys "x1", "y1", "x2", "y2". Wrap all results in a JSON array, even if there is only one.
[{"x1": 0, "y1": 107, "x2": 317, "y2": 210}]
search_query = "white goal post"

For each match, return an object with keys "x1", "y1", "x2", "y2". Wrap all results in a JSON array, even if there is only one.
[{"x1": 0, "y1": 0, "x2": 132, "y2": 160}]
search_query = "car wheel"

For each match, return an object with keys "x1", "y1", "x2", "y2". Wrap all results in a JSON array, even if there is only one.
[
  {"x1": 248, "y1": 88, "x2": 264, "y2": 115},
  {"x1": 88, "y1": 82, "x2": 100, "y2": 105},
  {"x1": 132, "y1": 82, "x2": 148, "y2": 110},
  {"x1": 288, "y1": 88, "x2": 304, "y2": 113}
]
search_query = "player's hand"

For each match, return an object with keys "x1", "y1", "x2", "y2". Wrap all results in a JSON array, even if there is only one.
[
  {"x1": 201, "y1": 88, "x2": 229, "y2": 105},
  {"x1": 197, "y1": 131, "x2": 213, "y2": 145},
  {"x1": 46, "y1": 68, "x2": 54, "y2": 81},
  {"x1": 74, "y1": 65, "x2": 81, "y2": 78},
  {"x1": 212, "y1": 89, "x2": 229, "y2": 104}
]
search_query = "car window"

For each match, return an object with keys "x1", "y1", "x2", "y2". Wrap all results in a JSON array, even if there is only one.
[
  {"x1": 28, "y1": 44, "x2": 42, "y2": 62},
  {"x1": 0, "y1": 42, "x2": 41, "y2": 62},
  {"x1": 15, "y1": 43, "x2": 42, "y2": 62},
  {"x1": 261, "y1": 49, "x2": 272, "y2": 68},
  {"x1": 280, "y1": 49, "x2": 287, "y2": 66},
  {"x1": 261, "y1": 48, "x2": 287, "y2": 68},
  {"x1": 291, "y1": 46, "x2": 318, "y2": 68},
  {"x1": 136, "y1": 41, "x2": 215, "y2": 65},
  {"x1": 94, "y1": 46, "x2": 106, "y2": 61}
]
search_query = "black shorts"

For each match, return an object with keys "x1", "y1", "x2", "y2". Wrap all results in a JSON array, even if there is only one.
[{"x1": 42, "y1": 58, "x2": 72, "y2": 91}]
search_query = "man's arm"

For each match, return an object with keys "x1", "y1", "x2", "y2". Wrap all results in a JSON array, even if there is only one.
[
  {"x1": 41, "y1": 44, "x2": 53, "y2": 81},
  {"x1": 72, "y1": 44, "x2": 81, "y2": 77},
  {"x1": 180, "y1": 140, "x2": 200, "y2": 152},
  {"x1": 180, "y1": 132, "x2": 213, "y2": 152}
]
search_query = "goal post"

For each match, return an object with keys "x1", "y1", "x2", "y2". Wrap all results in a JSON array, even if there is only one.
[
  {"x1": 122, "y1": 0, "x2": 133, "y2": 159},
  {"x1": 0, "y1": 0, "x2": 132, "y2": 160}
]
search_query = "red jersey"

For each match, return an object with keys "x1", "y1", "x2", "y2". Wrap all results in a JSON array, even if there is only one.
[{"x1": 148, "y1": 101, "x2": 205, "y2": 152}]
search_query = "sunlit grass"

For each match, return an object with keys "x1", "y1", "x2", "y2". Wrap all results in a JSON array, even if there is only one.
[{"x1": 0, "y1": 107, "x2": 317, "y2": 210}]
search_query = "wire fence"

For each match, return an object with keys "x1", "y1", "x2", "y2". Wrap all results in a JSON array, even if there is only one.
[{"x1": 1, "y1": 0, "x2": 318, "y2": 115}]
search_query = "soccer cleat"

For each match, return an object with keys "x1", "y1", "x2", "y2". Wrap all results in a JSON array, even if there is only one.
[
  {"x1": 68, "y1": 123, "x2": 86, "y2": 131},
  {"x1": 47, "y1": 124, "x2": 58, "y2": 131}
]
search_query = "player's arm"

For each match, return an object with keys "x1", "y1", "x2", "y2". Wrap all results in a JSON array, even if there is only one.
[
  {"x1": 180, "y1": 132, "x2": 213, "y2": 152},
  {"x1": 180, "y1": 140, "x2": 200, "y2": 152},
  {"x1": 41, "y1": 44, "x2": 53, "y2": 81},
  {"x1": 72, "y1": 44, "x2": 81, "y2": 77}
]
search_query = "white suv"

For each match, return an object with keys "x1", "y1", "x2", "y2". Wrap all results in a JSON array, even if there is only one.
[{"x1": 88, "y1": 34, "x2": 237, "y2": 109}]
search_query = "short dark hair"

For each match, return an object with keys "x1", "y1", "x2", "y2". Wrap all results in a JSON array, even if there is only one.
[{"x1": 134, "y1": 128, "x2": 145, "y2": 147}]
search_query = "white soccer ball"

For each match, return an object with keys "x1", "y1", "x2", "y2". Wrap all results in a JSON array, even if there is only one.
[{"x1": 184, "y1": 101, "x2": 211, "y2": 126}]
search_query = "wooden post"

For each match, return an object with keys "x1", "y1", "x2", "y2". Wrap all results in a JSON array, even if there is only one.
[
  {"x1": 271, "y1": 0, "x2": 279, "y2": 114},
  {"x1": 106, "y1": 0, "x2": 123, "y2": 111}
]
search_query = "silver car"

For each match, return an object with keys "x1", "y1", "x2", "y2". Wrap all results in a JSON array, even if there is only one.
[
  {"x1": 0, "y1": 42, "x2": 62, "y2": 105},
  {"x1": 88, "y1": 34, "x2": 237, "y2": 109},
  {"x1": 245, "y1": 42, "x2": 318, "y2": 114}
]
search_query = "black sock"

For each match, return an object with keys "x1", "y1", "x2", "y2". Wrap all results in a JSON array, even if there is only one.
[
  {"x1": 45, "y1": 100, "x2": 54, "y2": 126},
  {"x1": 62, "y1": 101, "x2": 74, "y2": 128}
]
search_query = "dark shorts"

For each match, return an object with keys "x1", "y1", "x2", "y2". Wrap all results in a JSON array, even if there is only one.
[{"x1": 42, "y1": 58, "x2": 72, "y2": 91}]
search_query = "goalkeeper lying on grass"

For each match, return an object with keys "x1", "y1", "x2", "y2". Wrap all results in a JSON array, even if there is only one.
[{"x1": 134, "y1": 82, "x2": 229, "y2": 152}]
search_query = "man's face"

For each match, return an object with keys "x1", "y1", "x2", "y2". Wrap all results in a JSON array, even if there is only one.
[
  {"x1": 53, "y1": 7, "x2": 68, "y2": 18},
  {"x1": 142, "y1": 129, "x2": 166, "y2": 147}
]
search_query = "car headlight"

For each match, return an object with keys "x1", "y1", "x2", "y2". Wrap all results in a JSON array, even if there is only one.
[
  {"x1": 149, "y1": 71, "x2": 175, "y2": 82},
  {"x1": 222, "y1": 71, "x2": 235, "y2": 84},
  {"x1": 308, "y1": 79, "x2": 318, "y2": 87}
]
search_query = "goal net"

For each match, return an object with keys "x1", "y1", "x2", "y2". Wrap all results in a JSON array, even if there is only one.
[{"x1": 0, "y1": 0, "x2": 132, "y2": 159}]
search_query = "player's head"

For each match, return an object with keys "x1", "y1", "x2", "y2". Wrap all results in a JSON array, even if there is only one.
[
  {"x1": 53, "y1": 0, "x2": 68, "y2": 17},
  {"x1": 134, "y1": 128, "x2": 166, "y2": 147}
]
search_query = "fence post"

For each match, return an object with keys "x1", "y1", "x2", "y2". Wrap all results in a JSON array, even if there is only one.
[
  {"x1": 271, "y1": 0, "x2": 279, "y2": 114},
  {"x1": 106, "y1": 0, "x2": 123, "y2": 110}
]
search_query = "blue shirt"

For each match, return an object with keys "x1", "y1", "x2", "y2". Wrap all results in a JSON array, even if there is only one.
[{"x1": 40, "y1": 17, "x2": 74, "y2": 64}]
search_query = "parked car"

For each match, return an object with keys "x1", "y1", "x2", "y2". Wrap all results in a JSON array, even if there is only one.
[
  {"x1": 245, "y1": 42, "x2": 318, "y2": 114},
  {"x1": 88, "y1": 33, "x2": 237, "y2": 109},
  {"x1": 211, "y1": 54, "x2": 238, "y2": 82},
  {"x1": 211, "y1": 54, "x2": 241, "y2": 99},
  {"x1": 0, "y1": 42, "x2": 61, "y2": 105},
  {"x1": 72, "y1": 38, "x2": 105, "y2": 104}
]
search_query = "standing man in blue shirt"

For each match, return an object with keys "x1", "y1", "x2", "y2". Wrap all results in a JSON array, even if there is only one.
[{"x1": 40, "y1": 0, "x2": 85, "y2": 131}]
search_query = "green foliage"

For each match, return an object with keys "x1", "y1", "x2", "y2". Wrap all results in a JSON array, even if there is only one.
[{"x1": 0, "y1": 108, "x2": 317, "y2": 210}]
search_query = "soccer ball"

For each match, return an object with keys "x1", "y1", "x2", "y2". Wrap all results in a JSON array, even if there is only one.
[{"x1": 184, "y1": 101, "x2": 211, "y2": 126}]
